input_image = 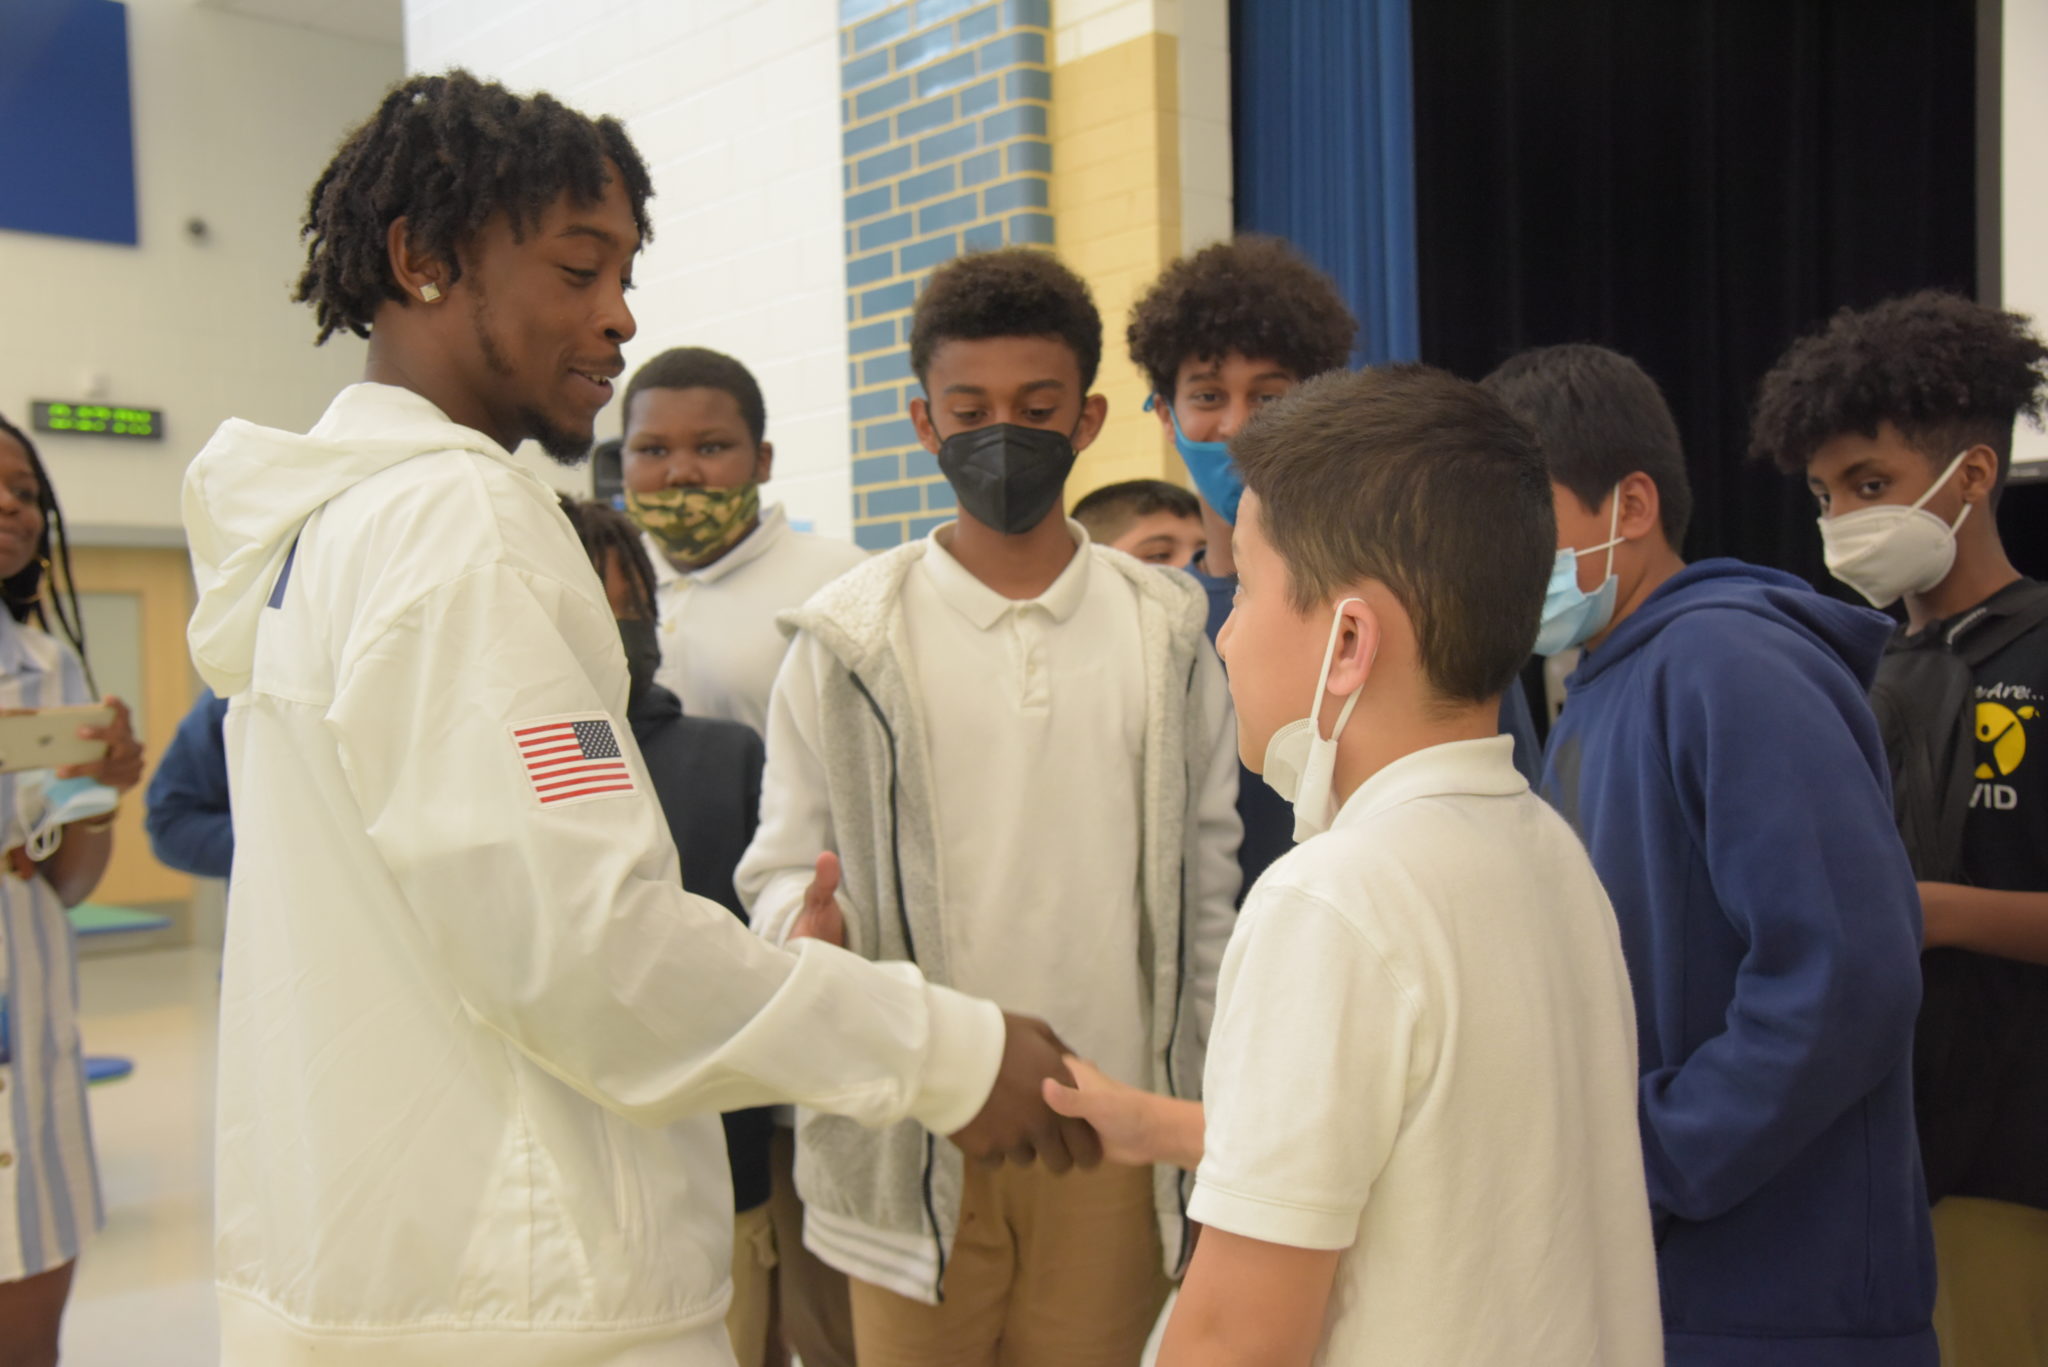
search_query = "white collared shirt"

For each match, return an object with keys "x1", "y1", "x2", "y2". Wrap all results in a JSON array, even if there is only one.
[
  {"x1": 897, "y1": 524, "x2": 1151, "y2": 1086},
  {"x1": 648, "y1": 504, "x2": 867, "y2": 735},
  {"x1": 1190, "y1": 736, "x2": 1661, "y2": 1365}
]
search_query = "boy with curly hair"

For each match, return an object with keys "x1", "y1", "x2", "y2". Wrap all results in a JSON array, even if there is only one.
[
  {"x1": 1753, "y1": 292, "x2": 2048, "y2": 1367},
  {"x1": 1127, "y1": 235, "x2": 1542, "y2": 896},
  {"x1": 738, "y1": 248, "x2": 1242, "y2": 1365}
]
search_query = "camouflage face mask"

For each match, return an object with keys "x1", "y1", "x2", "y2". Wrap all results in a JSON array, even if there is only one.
[{"x1": 626, "y1": 484, "x2": 762, "y2": 568}]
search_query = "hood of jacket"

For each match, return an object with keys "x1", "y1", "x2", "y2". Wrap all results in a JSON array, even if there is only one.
[{"x1": 182, "y1": 383, "x2": 515, "y2": 695}]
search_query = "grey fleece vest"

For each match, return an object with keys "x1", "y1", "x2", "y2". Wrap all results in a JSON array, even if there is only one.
[{"x1": 778, "y1": 537, "x2": 1222, "y2": 1301}]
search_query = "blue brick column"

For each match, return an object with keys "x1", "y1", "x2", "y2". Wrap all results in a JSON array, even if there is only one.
[{"x1": 839, "y1": 0, "x2": 1054, "y2": 550}]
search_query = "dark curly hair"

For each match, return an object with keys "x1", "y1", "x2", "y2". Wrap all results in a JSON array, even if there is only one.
[
  {"x1": 558, "y1": 495, "x2": 658, "y2": 618},
  {"x1": 623, "y1": 347, "x2": 767, "y2": 444},
  {"x1": 1126, "y1": 235, "x2": 1356, "y2": 398},
  {"x1": 0, "y1": 414, "x2": 92, "y2": 690},
  {"x1": 295, "y1": 70, "x2": 654, "y2": 344},
  {"x1": 910, "y1": 248, "x2": 1102, "y2": 391},
  {"x1": 1750, "y1": 291, "x2": 2048, "y2": 500}
]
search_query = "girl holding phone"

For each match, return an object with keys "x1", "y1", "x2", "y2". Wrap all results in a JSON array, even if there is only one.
[{"x1": 0, "y1": 412, "x2": 143, "y2": 1364}]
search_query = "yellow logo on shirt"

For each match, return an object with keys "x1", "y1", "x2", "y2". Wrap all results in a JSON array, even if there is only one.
[{"x1": 1975, "y1": 702, "x2": 2037, "y2": 779}]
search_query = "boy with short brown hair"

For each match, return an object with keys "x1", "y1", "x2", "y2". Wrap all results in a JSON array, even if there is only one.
[{"x1": 1050, "y1": 366, "x2": 1660, "y2": 1364}]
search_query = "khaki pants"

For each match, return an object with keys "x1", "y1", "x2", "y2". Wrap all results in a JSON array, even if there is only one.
[
  {"x1": 848, "y1": 1159, "x2": 1171, "y2": 1367},
  {"x1": 726, "y1": 1203, "x2": 777, "y2": 1367},
  {"x1": 1932, "y1": 1196, "x2": 2048, "y2": 1367},
  {"x1": 768, "y1": 1127, "x2": 857, "y2": 1367}
]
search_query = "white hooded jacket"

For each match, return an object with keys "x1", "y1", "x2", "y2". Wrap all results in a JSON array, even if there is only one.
[{"x1": 184, "y1": 383, "x2": 1003, "y2": 1366}]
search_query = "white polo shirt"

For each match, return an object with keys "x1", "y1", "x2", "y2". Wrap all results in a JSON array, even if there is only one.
[
  {"x1": 1190, "y1": 735, "x2": 1661, "y2": 1365},
  {"x1": 898, "y1": 524, "x2": 1151, "y2": 1086},
  {"x1": 648, "y1": 504, "x2": 867, "y2": 735}
]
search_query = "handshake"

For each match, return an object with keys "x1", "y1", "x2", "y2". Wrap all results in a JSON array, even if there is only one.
[{"x1": 791, "y1": 852, "x2": 1106, "y2": 1173}]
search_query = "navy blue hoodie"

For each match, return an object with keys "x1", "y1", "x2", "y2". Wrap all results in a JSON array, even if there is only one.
[
  {"x1": 144, "y1": 687, "x2": 234, "y2": 879},
  {"x1": 1543, "y1": 560, "x2": 1935, "y2": 1367}
]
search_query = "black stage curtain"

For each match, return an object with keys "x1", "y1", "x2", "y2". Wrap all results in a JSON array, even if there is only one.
[{"x1": 1410, "y1": 0, "x2": 1981, "y2": 585}]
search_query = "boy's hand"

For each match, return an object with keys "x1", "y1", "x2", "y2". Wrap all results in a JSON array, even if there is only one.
[
  {"x1": 789, "y1": 853, "x2": 846, "y2": 947},
  {"x1": 951, "y1": 1014, "x2": 1104, "y2": 1173},
  {"x1": 1043, "y1": 1056, "x2": 1160, "y2": 1167}
]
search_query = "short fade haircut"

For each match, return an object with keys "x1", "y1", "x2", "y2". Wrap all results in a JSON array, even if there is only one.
[
  {"x1": 1482, "y1": 344, "x2": 1694, "y2": 546},
  {"x1": 296, "y1": 70, "x2": 653, "y2": 344},
  {"x1": 1126, "y1": 235, "x2": 1357, "y2": 396},
  {"x1": 1750, "y1": 290, "x2": 2048, "y2": 503},
  {"x1": 623, "y1": 347, "x2": 768, "y2": 445},
  {"x1": 910, "y1": 248, "x2": 1103, "y2": 391},
  {"x1": 1072, "y1": 478, "x2": 1201, "y2": 543},
  {"x1": 558, "y1": 495, "x2": 658, "y2": 617},
  {"x1": 1233, "y1": 366, "x2": 1554, "y2": 706}
]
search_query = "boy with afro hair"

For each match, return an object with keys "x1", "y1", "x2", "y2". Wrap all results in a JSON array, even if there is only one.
[
  {"x1": 1754, "y1": 291, "x2": 2048, "y2": 1367},
  {"x1": 1127, "y1": 234, "x2": 1542, "y2": 899}
]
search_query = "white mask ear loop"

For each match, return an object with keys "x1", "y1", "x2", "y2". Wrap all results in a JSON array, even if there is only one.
[
  {"x1": 1912, "y1": 449, "x2": 1977, "y2": 533},
  {"x1": 1312, "y1": 598, "x2": 1368, "y2": 743},
  {"x1": 1574, "y1": 484, "x2": 1627, "y2": 575}
]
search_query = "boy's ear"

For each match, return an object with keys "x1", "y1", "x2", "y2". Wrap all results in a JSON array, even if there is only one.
[
  {"x1": 753, "y1": 440, "x2": 775, "y2": 484},
  {"x1": 1072, "y1": 392, "x2": 1111, "y2": 454},
  {"x1": 1617, "y1": 470, "x2": 1663, "y2": 542},
  {"x1": 909, "y1": 395, "x2": 941, "y2": 455},
  {"x1": 1323, "y1": 594, "x2": 1384, "y2": 700},
  {"x1": 1958, "y1": 443, "x2": 2000, "y2": 503}
]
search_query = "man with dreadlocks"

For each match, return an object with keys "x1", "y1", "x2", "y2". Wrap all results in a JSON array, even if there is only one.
[
  {"x1": 180, "y1": 71, "x2": 1095, "y2": 1366},
  {"x1": 0, "y1": 412, "x2": 146, "y2": 1363}
]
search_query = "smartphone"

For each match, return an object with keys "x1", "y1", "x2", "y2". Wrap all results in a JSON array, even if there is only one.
[{"x1": 0, "y1": 705, "x2": 114, "y2": 776}]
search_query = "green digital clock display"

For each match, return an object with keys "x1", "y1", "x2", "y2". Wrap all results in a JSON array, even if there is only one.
[{"x1": 30, "y1": 401, "x2": 163, "y2": 440}]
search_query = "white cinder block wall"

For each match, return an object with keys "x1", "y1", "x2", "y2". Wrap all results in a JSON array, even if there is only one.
[
  {"x1": 407, "y1": 0, "x2": 859, "y2": 536},
  {"x1": 0, "y1": 1, "x2": 402, "y2": 540}
]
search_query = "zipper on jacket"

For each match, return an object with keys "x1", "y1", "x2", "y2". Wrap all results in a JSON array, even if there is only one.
[{"x1": 849, "y1": 671, "x2": 947, "y2": 1303}]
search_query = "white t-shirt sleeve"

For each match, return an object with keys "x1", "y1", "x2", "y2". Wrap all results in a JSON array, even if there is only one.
[{"x1": 1189, "y1": 883, "x2": 1418, "y2": 1251}]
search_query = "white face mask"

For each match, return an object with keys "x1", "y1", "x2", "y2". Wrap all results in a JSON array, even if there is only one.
[
  {"x1": 1261, "y1": 598, "x2": 1368, "y2": 842},
  {"x1": 1818, "y1": 449, "x2": 1974, "y2": 608}
]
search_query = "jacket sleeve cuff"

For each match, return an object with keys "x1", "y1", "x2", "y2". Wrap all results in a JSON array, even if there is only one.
[{"x1": 907, "y1": 986, "x2": 1006, "y2": 1138}]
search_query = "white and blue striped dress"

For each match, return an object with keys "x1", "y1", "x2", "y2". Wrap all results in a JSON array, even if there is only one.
[{"x1": 0, "y1": 611, "x2": 103, "y2": 1282}]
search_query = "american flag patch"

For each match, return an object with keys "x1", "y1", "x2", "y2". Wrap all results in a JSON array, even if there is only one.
[{"x1": 512, "y1": 714, "x2": 638, "y2": 806}]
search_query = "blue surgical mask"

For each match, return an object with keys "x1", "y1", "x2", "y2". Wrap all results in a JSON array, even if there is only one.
[
  {"x1": 1147, "y1": 395, "x2": 1241, "y2": 525},
  {"x1": 1533, "y1": 488, "x2": 1625, "y2": 657}
]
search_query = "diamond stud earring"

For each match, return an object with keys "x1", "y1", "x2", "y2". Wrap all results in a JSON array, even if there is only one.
[{"x1": 420, "y1": 283, "x2": 442, "y2": 302}]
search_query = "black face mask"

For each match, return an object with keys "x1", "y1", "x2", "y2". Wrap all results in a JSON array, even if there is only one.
[
  {"x1": 620, "y1": 616, "x2": 661, "y2": 713},
  {"x1": 936, "y1": 423, "x2": 1078, "y2": 536}
]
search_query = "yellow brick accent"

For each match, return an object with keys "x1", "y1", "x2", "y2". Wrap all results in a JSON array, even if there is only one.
[{"x1": 1051, "y1": 31, "x2": 1185, "y2": 500}]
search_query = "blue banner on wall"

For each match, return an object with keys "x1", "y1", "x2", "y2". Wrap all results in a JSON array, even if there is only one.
[
  {"x1": 0, "y1": 0, "x2": 139, "y2": 246},
  {"x1": 1232, "y1": 0, "x2": 1418, "y2": 366}
]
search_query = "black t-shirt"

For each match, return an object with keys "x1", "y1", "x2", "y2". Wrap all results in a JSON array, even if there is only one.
[
  {"x1": 1905, "y1": 578, "x2": 2048, "y2": 1209},
  {"x1": 1958, "y1": 579, "x2": 2048, "y2": 889}
]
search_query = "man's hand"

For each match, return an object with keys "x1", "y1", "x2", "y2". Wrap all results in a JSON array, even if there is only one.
[
  {"x1": 950, "y1": 1013, "x2": 1104, "y2": 1174},
  {"x1": 1046, "y1": 1056, "x2": 1206, "y2": 1169},
  {"x1": 789, "y1": 852, "x2": 846, "y2": 947}
]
